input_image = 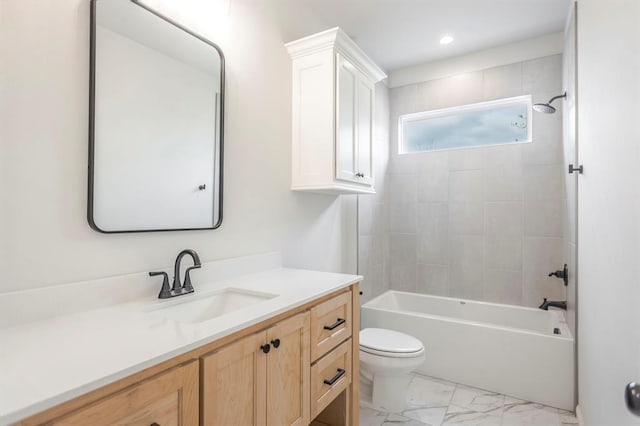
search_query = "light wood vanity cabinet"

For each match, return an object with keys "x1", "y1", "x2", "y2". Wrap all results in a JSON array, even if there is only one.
[
  {"x1": 49, "y1": 361, "x2": 199, "y2": 426},
  {"x1": 201, "y1": 312, "x2": 310, "y2": 426},
  {"x1": 17, "y1": 285, "x2": 359, "y2": 426},
  {"x1": 286, "y1": 28, "x2": 386, "y2": 195}
]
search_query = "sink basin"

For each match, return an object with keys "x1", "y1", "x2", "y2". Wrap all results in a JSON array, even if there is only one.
[{"x1": 151, "y1": 288, "x2": 278, "y2": 324}]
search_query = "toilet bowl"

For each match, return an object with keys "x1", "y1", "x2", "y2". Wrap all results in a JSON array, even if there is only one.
[{"x1": 359, "y1": 328, "x2": 425, "y2": 413}]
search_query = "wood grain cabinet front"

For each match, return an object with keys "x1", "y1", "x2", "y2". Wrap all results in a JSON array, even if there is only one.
[
  {"x1": 50, "y1": 361, "x2": 199, "y2": 426},
  {"x1": 201, "y1": 312, "x2": 310, "y2": 426},
  {"x1": 310, "y1": 292, "x2": 352, "y2": 361},
  {"x1": 311, "y1": 339, "x2": 352, "y2": 419}
]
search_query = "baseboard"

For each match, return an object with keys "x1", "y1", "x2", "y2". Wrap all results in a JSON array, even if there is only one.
[{"x1": 576, "y1": 404, "x2": 584, "y2": 426}]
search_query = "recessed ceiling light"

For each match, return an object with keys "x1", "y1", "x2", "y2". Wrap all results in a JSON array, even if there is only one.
[{"x1": 440, "y1": 35, "x2": 454, "y2": 45}]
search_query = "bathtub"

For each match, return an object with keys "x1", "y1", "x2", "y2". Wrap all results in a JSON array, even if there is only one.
[{"x1": 361, "y1": 291, "x2": 574, "y2": 411}]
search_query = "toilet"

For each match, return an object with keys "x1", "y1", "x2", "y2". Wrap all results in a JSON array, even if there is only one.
[{"x1": 359, "y1": 328, "x2": 426, "y2": 413}]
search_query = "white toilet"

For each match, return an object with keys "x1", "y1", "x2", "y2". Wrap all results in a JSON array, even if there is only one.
[{"x1": 359, "y1": 328, "x2": 426, "y2": 413}]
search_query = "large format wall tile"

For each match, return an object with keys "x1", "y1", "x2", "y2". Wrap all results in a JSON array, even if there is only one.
[
  {"x1": 449, "y1": 265, "x2": 483, "y2": 299},
  {"x1": 449, "y1": 235, "x2": 484, "y2": 269},
  {"x1": 522, "y1": 55, "x2": 563, "y2": 94},
  {"x1": 523, "y1": 236, "x2": 565, "y2": 305},
  {"x1": 417, "y1": 264, "x2": 450, "y2": 297},
  {"x1": 483, "y1": 62, "x2": 523, "y2": 101},
  {"x1": 483, "y1": 269, "x2": 523, "y2": 305},
  {"x1": 390, "y1": 202, "x2": 417, "y2": 234},
  {"x1": 417, "y1": 152, "x2": 449, "y2": 202},
  {"x1": 524, "y1": 164, "x2": 565, "y2": 200},
  {"x1": 449, "y1": 170, "x2": 484, "y2": 202},
  {"x1": 449, "y1": 149, "x2": 485, "y2": 172},
  {"x1": 418, "y1": 202, "x2": 449, "y2": 264},
  {"x1": 449, "y1": 201, "x2": 484, "y2": 236},
  {"x1": 383, "y1": 55, "x2": 565, "y2": 307},
  {"x1": 484, "y1": 164, "x2": 524, "y2": 201},
  {"x1": 524, "y1": 198, "x2": 564, "y2": 237}
]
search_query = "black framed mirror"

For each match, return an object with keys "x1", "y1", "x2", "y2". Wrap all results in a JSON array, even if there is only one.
[{"x1": 88, "y1": 0, "x2": 224, "y2": 233}]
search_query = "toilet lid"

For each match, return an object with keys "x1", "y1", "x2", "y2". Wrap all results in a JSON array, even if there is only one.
[{"x1": 359, "y1": 328, "x2": 424, "y2": 354}]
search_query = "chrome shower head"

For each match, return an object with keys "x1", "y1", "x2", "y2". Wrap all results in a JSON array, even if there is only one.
[{"x1": 533, "y1": 92, "x2": 567, "y2": 114}]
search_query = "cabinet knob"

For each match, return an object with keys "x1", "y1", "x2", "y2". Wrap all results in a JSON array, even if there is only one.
[
  {"x1": 355, "y1": 172, "x2": 364, "y2": 178},
  {"x1": 150, "y1": 423, "x2": 160, "y2": 426},
  {"x1": 260, "y1": 343, "x2": 271, "y2": 354},
  {"x1": 271, "y1": 339, "x2": 281, "y2": 348}
]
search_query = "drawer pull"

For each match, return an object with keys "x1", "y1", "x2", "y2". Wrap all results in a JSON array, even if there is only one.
[
  {"x1": 323, "y1": 318, "x2": 345, "y2": 331},
  {"x1": 323, "y1": 368, "x2": 346, "y2": 386}
]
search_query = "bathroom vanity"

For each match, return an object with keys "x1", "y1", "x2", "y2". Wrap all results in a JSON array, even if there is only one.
[{"x1": 0, "y1": 265, "x2": 361, "y2": 426}]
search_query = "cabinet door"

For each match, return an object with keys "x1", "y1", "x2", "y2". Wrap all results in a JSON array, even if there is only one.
[
  {"x1": 201, "y1": 331, "x2": 268, "y2": 426},
  {"x1": 356, "y1": 74, "x2": 374, "y2": 185},
  {"x1": 52, "y1": 361, "x2": 198, "y2": 426},
  {"x1": 266, "y1": 312, "x2": 311, "y2": 426},
  {"x1": 335, "y1": 53, "x2": 359, "y2": 183}
]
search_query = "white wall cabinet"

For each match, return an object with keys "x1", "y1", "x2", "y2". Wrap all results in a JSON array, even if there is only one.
[{"x1": 287, "y1": 28, "x2": 386, "y2": 195}]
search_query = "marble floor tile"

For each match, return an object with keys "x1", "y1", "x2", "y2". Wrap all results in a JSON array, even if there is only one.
[
  {"x1": 402, "y1": 407, "x2": 448, "y2": 426},
  {"x1": 361, "y1": 406, "x2": 388, "y2": 426},
  {"x1": 559, "y1": 409, "x2": 579, "y2": 425},
  {"x1": 405, "y1": 374, "x2": 456, "y2": 409},
  {"x1": 382, "y1": 412, "x2": 428, "y2": 425},
  {"x1": 441, "y1": 405, "x2": 502, "y2": 425},
  {"x1": 359, "y1": 372, "x2": 576, "y2": 426},
  {"x1": 501, "y1": 397, "x2": 562, "y2": 426},
  {"x1": 449, "y1": 384, "x2": 505, "y2": 414}
]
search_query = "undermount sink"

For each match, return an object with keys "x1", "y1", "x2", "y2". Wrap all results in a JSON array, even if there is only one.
[{"x1": 151, "y1": 288, "x2": 278, "y2": 324}]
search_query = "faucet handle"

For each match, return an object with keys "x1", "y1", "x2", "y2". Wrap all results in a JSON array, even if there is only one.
[
  {"x1": 182, "y1": 265, "x2": 200, "y2": 293},
  {"x1": 150, "y1": 271, "x2": 172, "y2": 299}
]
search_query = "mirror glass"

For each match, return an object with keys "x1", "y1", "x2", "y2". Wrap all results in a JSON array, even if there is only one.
[{"x1": 89, "y1": 0, "x2": 224, "y2": 233}]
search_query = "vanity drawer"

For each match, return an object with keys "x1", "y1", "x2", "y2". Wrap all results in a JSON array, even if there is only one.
[
  {"x1": 310, "y1": 291, "x2": 352, "y2": 361},
  {"x1": 50, "y1": 361, "x2": 198, "y2": 426},
  {"x1": 311, "y1": 339, "x2": 352, "y2": 418}
]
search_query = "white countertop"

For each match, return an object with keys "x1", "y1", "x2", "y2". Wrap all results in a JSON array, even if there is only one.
[{"x1": 0, "y1": 267, "x2": 360, "y2": 425}]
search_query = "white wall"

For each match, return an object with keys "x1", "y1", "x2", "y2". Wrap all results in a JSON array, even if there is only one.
[
  {"x1": 385, "y1": 55, "x2": 566, "y2": 307},
  {"x1": 577, "y1": 0, "x2": 640, "y2": 423},
  {"x1": 0, "y1": 0, "x2": 358, "y2": 293},
  {"x1": 389, "y1": 32, "x2": 564, "y2": 89}
]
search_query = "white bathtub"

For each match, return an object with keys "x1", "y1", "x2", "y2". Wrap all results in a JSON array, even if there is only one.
[{"x1": 361, "y1": 291, "x2": 574, "y2": 411}]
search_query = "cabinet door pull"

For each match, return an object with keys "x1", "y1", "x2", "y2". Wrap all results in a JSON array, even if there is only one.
[
  {"x1": 260, "y1": 344, "x2": 271, "y2": 354},
  {"x1": 150, "y1": 423, "x2": 160, "y2": 426},
  {"x1": 324, "y1": 318, "x2": 346, "y2": 331},
  {"x1": 271, "y1": 338, "x2": 281, "y2": 348},
  {"x1": 323, "y1": 368, "x2": 346, "y2": 386}
]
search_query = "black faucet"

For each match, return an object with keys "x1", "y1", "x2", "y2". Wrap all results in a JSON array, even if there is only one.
[
  {"x1": 538, "y1": 298, "x2": 567, "y2": 311},
  {"x1": 548, "y1": 264, "x2": 568, "y2": 286},
  {"x1": 149, "y1": 249, "x2": 201, "y2": 299}
]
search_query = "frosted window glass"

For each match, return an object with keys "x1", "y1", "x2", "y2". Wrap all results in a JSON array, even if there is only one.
[{"x1": 400, "y1": 96, "x2": 532, "y2": 153}]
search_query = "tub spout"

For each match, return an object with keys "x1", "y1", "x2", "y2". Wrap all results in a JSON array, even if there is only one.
[{"x1": 538, "y1": 298, "x2": 567, "y2": 310}]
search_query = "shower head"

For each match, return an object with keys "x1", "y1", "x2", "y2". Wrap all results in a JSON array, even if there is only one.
[
  {"x1": 533, "y1": 103, "x2": 557, "y2": 114},
  {"x1": 533, "y1": 92, "x2": 567, "y2": 114}
]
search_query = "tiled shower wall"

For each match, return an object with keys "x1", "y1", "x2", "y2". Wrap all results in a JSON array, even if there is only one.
[
  {"x1": 384, "y1": 54, "x2": 567, "y2": 307},
  {"x1": 358, "y1": 82, "x2": 391, "y2": 304}
]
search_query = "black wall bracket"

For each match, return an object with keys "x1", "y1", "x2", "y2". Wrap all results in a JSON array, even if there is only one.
[{"x1": 568, "y1": 164, "x2": 583, "y2": 174}]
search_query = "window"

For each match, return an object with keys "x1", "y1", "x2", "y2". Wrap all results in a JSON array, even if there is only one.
[{"x1": 399, "y1": 95, "x2": 532, "y2": 154}]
